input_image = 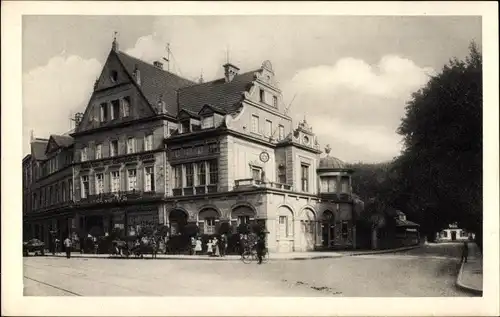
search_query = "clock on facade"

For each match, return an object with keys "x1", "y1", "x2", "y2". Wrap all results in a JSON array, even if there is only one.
[{"x1": 259, "y1": 151, "x2": 270, "y2": 163}]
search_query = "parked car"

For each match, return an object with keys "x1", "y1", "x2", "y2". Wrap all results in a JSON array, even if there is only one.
[{"x1": 23, "y1": 239, "x2": 45, "y2": 256}]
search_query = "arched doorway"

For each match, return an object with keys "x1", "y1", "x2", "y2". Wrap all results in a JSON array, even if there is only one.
[
  {"x1": 198, "y1": 208, "x2": 220, "y2": 235},
  {"x1": 276, "y1": 206, "x2": 294, "y2": 252},
  {"x1": 231, "y1": 205, "x2": 256, "y2": 233},
  {"x1": 321, "y1": 210, "x2": 335, "y2": 248},
  {"x1": 169, "y1": 209, "x2": 188, "y2": 235},
  {"x1": 301, "y1": 208, "x2": 316, "y2": 251}
]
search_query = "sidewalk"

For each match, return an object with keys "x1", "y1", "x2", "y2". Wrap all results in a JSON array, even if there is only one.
[
  {"x1": 41, "y1": 245, "x2": 421, "y2": 261},
  {"x1": 456, "y1": 242, "x2": 483, "y2": 295}
]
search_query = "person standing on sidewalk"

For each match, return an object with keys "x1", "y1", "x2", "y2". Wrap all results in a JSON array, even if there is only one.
[
  {"x1": 64, "y1": 236, "x2": 72, "y2": 259},
  {"x1": 255, "y1": 234, "x2": 266, "y2": 265},
  {"x1": 461, "y1": 241, "x2": 469, "y2": 263}
]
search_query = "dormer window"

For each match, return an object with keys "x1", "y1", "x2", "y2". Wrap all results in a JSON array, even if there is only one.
[
  {"x1": 202, "y1": 116, "x2": 215, "y2": 129},
  {"x1": 110, "y1": 70, "x2": 118, "y2": 83},
  {"x1": 181, "y1": 120, "x2": 190, "y2": 133}
]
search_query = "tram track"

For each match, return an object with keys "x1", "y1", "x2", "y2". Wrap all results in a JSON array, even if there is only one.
[{"x1": 24, "y1": 276, "x2": 82, "y2": 296}]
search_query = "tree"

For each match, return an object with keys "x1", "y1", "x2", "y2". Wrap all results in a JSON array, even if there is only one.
[{"x1": 395, "y1": 41, "x2": 482, "y2": 247}]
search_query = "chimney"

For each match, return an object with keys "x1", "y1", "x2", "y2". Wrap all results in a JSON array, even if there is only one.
[
  {"x1": 223, "y1": 63, "x2": 239, "y2": 83},
  {"x1": 153, "y1": 61, "x2": 164, "y2": 70},
  {"x1": 133, "y1": 64, "x2": 141, "y2": 85}
]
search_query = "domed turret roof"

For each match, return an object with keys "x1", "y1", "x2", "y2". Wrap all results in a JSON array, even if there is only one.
[{"x1": 318, "y1": 144, "x2": 347, "y2": 169}]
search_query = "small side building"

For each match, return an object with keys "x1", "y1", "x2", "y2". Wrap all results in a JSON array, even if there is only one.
[{"x1": 437, "y1": 223, "x2": 474, "y2": 242}]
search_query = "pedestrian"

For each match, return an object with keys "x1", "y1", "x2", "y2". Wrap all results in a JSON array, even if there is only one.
[
  {"x1": 213, "y1": 237, "x2": 220, "y2": 257},
  {"x1": 190, "y1": 237, "x2": 196, "y2": 255},
  {"x1": 63, "y1": 236, "x2": 72, "y2": 259},
  {"x1": 194, "y1": 237, "x2": 202, "y2": 255},
  {"x1": 255, "y1": 234, "x2": 266, "y2": 265},
  {"x1": 461, "y1": 241, "x2": 469, "y2": 263},
  {"x1": 207, "y1": 239, "x2": 213, "y2": 256},
  {"x1": 220, "y1": 234, "x2": 227, "y2": 257}
]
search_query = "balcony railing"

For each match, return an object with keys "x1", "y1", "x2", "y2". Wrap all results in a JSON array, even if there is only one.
[
  {"x1": 78, "y1": 190, "x2": 163, "y2": 204},
  {"x1": 234, "y1": 178, "x2": 293, "y2": 191},
  {"x1": 172, "y1": 184, "x2": 218, "y2": 197},
  {"x1": 318, "y1": 192, "x2": 352, "y2": 201}
]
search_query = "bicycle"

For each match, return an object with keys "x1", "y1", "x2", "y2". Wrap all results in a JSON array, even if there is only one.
[{"x1": 241, "y1": 248, "x2": 269, "y2": 264}]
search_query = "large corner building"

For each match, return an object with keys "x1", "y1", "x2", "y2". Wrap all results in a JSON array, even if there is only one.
[{"x1": 23, "y1": 38, "x2": 358, "y2": 253}]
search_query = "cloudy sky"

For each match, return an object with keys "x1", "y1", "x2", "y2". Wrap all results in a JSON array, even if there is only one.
[{"x1": 22, "y1": 15, "x2": 481, "y2": 163}]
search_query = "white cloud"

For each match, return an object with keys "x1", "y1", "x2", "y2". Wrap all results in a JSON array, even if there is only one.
[{"x1": 23, "y1": 55, "x2": 101, "y2": 155}]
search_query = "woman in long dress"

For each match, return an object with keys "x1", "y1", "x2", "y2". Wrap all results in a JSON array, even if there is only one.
[
  {"x1": 194, "y1": 238, "x2": 202, "y2": 255},
  {"x1": 214, "y1": 237, "x2": 220, "y2": 257},
  {"x1": 206, "y1": 239, "x2": 213, "y2": 256}
]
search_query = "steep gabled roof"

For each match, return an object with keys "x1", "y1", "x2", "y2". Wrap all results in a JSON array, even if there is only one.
[
  {"x1": 31, "y1": 139, "x2": 48, "y2": 161},
  {"x1": 178, "y1": 70, "x2": 259, "y2": 115},
  {"x1": 116, "y1": 51, "x2": 196, "y2": 114},
  {"x1": 51, "y1": 135, "x2": 74, "y2": 148}
]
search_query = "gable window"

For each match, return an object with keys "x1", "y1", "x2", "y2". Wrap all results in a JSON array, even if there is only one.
[
  {"x1": 111, "y1": 100, "x2": 120, "y2": 120},
  {"x1": 251, "y1": 115, "x2": 259, "y2": 133},
  {"x1": 127, "y1": 169, "x2": 137, "y2": 191},
  {"x1": 110, "y1": 70, "x2": 118, "y2": 83},
  {"x1": 100, "y1": 103, "x2": 108, "y2": 122},
  {"x1": 278, "y1": 125, "x2": 285, "y2": 140},
  {"x1": 81, "y1": 175, "x2": 89, "y2": 199},
  {"x1": 202, "y1": 116, "x2": 215, "y2": 129},
  {"x1": 185, "y1": 163, "x2": 194, "y2": 187},
  {"x1": 197, "y1": 162, "x2": 206, "y2": 185},
  {"x1": 110, "y1": 140, "x2": 118, "y2": 157},
  {"x1": 96, "y1": 173, "x2": 104, "y2": 194},
  {"x1": 111, "y1": 171, "x2": 120, "y2": 193},
  {"x1": 259, "y1": 89, "x2": 265, "y2": 103},
  {"x1": 273, "y1": 95, "x2": 278, "y2": 108},
  {"x1": 144, "y1": 166, "x2": 155, "y2": 192},
  {"x1": 81, "y1": 146, "x2": 88, "y2": 162},
  {"x1": 95, "y1": 144, "x2": 102, "y2": 159},
  {"x1": 301, "y1": 164, "x2": 309, "y2": 192},
  {"x1": 144, "y1": 134, "x2": 153, "y2": 151},
  {"x1": 173, "y1": 165, "x2": 182, "y2": 188},
  {"x1": 122, "y1": 97, "x2": 131, "y2": 117},
  {"x1": 181, "y1": 120, "x2": 190, "y2": 133},
  {"x1": 208, "y1": 160, "x2": 218, "y2": 184},
  {"x1": 265, "y1": 120, "x2": 272, "y2": 137},
  {"x1": 127, "y1": 137, "x2": 135, "y2": 154}
]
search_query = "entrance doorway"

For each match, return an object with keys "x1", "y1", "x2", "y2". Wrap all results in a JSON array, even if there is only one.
[
  {"x1": 169, "y1": 209, "x2": 188, "y2": 235},
  {"x1": 451, "y1": 230, "x2": 457, "y2": 241},
  {"x1": 321, "y1": 210, "x2": 335, "y2": 247}
]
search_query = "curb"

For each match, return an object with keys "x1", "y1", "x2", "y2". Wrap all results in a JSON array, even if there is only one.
[
  {"x1": 346, "y1": 244, "x2": 421, "y2": 256},
  {"x1": 455, "y1": 260, "x2": 483, "y2": 296}
]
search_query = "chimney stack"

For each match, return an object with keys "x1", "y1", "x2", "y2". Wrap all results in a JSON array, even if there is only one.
[
  {"x1": 223, "y1": 63, "x2": 239, "y2": 83},
  {"x1": 153, "y1": 61, "x2": 164, "y2": 70},
  {"x1": 133, "y1": 64, "x2": 141, "y2": 85}
]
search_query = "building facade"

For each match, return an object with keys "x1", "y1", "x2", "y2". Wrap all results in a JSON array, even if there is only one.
[
  {"x1": 437, "y1": 223, "x2": 474, "y2": 242},
  {"x1": 23, "y1": 38, "x2": 358, "y2": 252}
]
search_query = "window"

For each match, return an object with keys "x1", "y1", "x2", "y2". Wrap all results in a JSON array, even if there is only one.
[
  {"x1": 173, "y1": 165, "x2": 182, "y2": 188},
  {"x1": 208, "y1": 143, "x2": 219, "y2": 153},
  {"x1": 95, "y1": 144, "x2": 102, "y2": 159},
  {"x1": 68, "y1": 179, "x2": 73, "y2": 201},
  {"x1": 144, "y1": 167, "x2": 155, "y2": 192},
  {"x1": 278, "y1": 125, "x2": 285, "y2": 140},
  {"x1": 81, "y1": 175, "x2": 89, "y2": 199},
  {"x1": 185, "y1": 163, "x2": 194, "y2": 187},
  {"x1": 259, "y1": 89, "x2": 265, "y2": 103},
  {"x1": 301, "y1": 164, "x2": 309, "y2": 192},
  {"x1": 341, "y1": 178, "x2": 349, "y2": 193},
  {"x1": 202, "y1": 116, "x2": 214, "y2": 129},
  {"x1": 273, "y1": 95, "x2": 278, "y2": 108},
  {"x1": 110, "y1": 140, "x2": 118, "y2": 157},
  {"x1": 127, "y1": 137, "x2": 135, "y2": 154},
  {"x1": 442, "y1": 231, "x2": 448, "y2": 238},
  {"x1": 278, "y1": 172, "x2": 286, "y2": 184},
  {"x1": 32, "y1": 193, "x2": 37, "y2": 210},
  {"x1": 237, "y1": 216, "x2": 250, "y2": 226},
  {"x1": 110, "y1": 70, "x2": 118, "y2": 82},
  {"x1": 181, "y1": 120, "x2": 190, "y2": 133},
  {"x1": 111, "y1": 171, "x2": 120, "y2": 193},
  {"x1": 265, "y1": 120, "x2": 272, "y2": 137},
  {"x1": 144, "y1": 134, "x2": 153, "y2": 151},
  {"x1": 62, "y1": 182, "x2": 66, "y2": 201},
  {"x1": 251, "y1": 115, "x2": 259, "y2": 133},
  {"x1": 122, "y1": 97, "x2": 131, "y2": 117},
  {"x1": 208, "y1": 160, "x2": 218, "y2": 184},
  {"x1": 251, "y1": 166, "x2": 261, "y2": 181},
  {"x1": 100, "y1": 103, "x2": 108, "y2": 122},
  {"x1": 127, "y1": 169, "x2": 137, "y2": 191},
  {"x1": 197, "y1": 162, "x2": 206, "y2": 185},
  {"x1": 279, "y1": 216, "x2": 288, "y2": 236},
  {"x1": 205, "y1": 218, "x2": 216, "y2": 234},
  {"x1": 111, "y1": 100, "x2": 120, "y2": 120},
  {"x1": 95, "y1": 173, "x2": 104, "y2": 194},
  {"x1": 341, "y1": 221, "x2": 349, "y2": 239},
  {"x1": 55, "y1": 184, "x2": 59, "y2": 203},
  {"x1": 81, "y1": 146, "x2": 88, "y2": 162},
  {"x1": 321, "y1": 177, "x2": 337, "y2": 192}
]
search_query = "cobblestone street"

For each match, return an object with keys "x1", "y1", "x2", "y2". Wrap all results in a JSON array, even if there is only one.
[{"x1": 23, "y1": 243, "x2": 473, "y2": 297}]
